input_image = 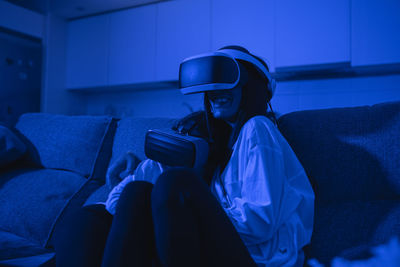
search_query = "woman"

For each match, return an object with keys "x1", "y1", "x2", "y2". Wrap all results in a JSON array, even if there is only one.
[{"x1": 55, "y1": 46, "x2": 314, "y2": 267}]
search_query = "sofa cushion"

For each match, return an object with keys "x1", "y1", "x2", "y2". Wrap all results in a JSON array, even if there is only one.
[
  {"x1": 46, "y1": 179, "x2": 104, "y2": 248},
  {"x1": 305, "y1": 200, "x2": 400, "y2": 264},
  {"x1": 110, "y1": 117, "x2": 175, "y2": 164},
  {"x1": 0, "y1": 229, "x2": 54, "y2": 265},
  {"x1": 84, "y1": 184, "x2": 110, "y2": 206},
  {"x1": 0, "y1": 125, "x2": 26, "y2": 168},
  {"x1": 15, "y1": 113, "x2": 116, "y2": 178},
  {"x1": 0, "y1": 168, "x2": 87, "y2": 246},
  {"x1": 277, "y1": 101, "x2": 400, "y2": 264},
  {"x1": 0, "y1": 253, "x2": 55, "y2": 267},
  {"x1": 83, "y1": 118, "x2": 174, "y2": 211},
  {"x1": 277, "y1": 101, "x2": 400, "y2": 204}
]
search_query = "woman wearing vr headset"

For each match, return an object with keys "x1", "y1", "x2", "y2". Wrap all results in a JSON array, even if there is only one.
[{"x1": 55, "y1": 46, "x2": 314, "y2": 267}]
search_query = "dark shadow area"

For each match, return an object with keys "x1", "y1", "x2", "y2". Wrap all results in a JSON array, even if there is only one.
[{"x1": 0, "y1": 124, "x2": 41, "y2": 178}]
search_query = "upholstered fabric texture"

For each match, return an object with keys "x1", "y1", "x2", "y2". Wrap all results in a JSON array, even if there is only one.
[
  {"x1": 278, "y1": 101, "x2": 400, "y2": 203},
  {"x1": 278, "y1": 101, "x2": 400, "y2": 264},
  {"x1": 110, "y1": 117, "x2": 175, "y2": 164},
  {"x1": 84, "y1": 184, "x2": 110, "y2": 206},
  {"x1": 0, "y1": 230, "x2": 52, "y2": 261},
  {"x1": 0, "y1": 168, "x2": 87, "y2": 246},
  {"x1": 310, "y1": 201, "x2": 400, "y2": 264},
  {"x1": 15, "y1": 113, "x2": 115, "y2": 178},
  {"x1": 0, "y1": 125, "x2": 26, "y2": 168},
  {"x1": 85, "y1": 118, "x2": 175, "y2": 206}
]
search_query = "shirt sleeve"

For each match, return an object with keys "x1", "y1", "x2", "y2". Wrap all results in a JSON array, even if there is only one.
[
  {"x1": 105, "y1": 174, "x2": 134, "y2": 215},
  {"x1": 133, "y1": 159, "x2": 168, "y2": 184},
  {"x1": 105, "y1": 159, "x2": 168, "y2": 215},
  {"x1": 221, "y1": 118, "x2": 314, "y2": 266},
  {"x1": 225, "y1": 143, "x2": 293, "y2": 245}
]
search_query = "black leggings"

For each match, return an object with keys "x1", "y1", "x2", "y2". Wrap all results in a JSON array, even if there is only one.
[{"x1": 55, "y1": 167, "x2": 256, "y2": 267}]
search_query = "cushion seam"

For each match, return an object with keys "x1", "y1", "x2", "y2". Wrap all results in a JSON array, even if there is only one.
[
  {"x1": 43, "y1": 178, "x2": 90, "y2": 247},
  {"x1": 88, "y1": 118, "x2": 113, "y2": 180},
  {"x1": 0, "y1": 226, "x2": 43, "y2": 248}
]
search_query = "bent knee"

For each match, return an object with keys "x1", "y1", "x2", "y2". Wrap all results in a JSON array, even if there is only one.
[
  {"x1": 151, "y1": 167, "x2": 199, "y2": 209},
  {"x1": 117, "y1": 181, "x2": 153, "y2": 207}
]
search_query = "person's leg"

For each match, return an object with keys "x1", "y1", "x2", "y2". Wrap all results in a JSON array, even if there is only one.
[
  {"x1": 101, "y1": 181, "x2": 157, "y2": 267},
  {"x1": 55, "y1": 204, "x2": 113, "y2": 267},
  {"x1": 151, "y1": 167, "x2": 257, "y2": 267}
]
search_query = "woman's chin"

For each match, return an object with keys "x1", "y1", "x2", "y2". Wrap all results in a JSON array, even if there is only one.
[{"x1": 212, "y1": 111, "x2": 234, "y2": 121}]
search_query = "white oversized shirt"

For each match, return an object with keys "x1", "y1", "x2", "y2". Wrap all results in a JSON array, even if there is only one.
[
  {"x1": 211, "y1": 116, "x2": 314, "y2": 267},
  {"x1": 105, "y1": 115, "x2": 314, "y2": 267},
  {"x1": 105, "y1": 159, "x2": 167, "y2": 215}
]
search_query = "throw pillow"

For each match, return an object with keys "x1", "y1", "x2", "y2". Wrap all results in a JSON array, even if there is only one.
[{"x1": 0, "y1": 125, "x2": 26, "y2": 168}]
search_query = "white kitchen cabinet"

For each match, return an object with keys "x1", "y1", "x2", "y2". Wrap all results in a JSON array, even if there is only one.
[
  {"x1": 155, "y1": 0, "x2": 212, "y2": 81},
  {"x1": 108, "y1": 5, "x2": 157, "y2": 85},
  {"x1": 66, "y1": 15, "x2": 109, "y2": 89},
  {"x1": 211, "y1": 0, "x2": 275, "y2": 71},
  {"x1": 275, "y1": 0, "x2": 350, "y2": 69},
  {"x1": 352, "y1": 0, "x2": 400, "y2": 66}
]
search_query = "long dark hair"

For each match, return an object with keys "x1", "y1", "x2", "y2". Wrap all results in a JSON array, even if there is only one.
[
  {"x1": 201, "y1": 45, "x2": 276, "y2": 184},
  {"x1": 173, "y1": 46, "x2": 276, "y2": 184}
]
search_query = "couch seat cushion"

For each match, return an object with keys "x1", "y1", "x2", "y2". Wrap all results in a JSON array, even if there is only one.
[
  {"x1": 0, "y1": 229, "x2": 54, "y2": 266},
  {"x1": 305, "y1": 200, "x2": 400, "y2": 264},
  {"x1": 84, "y1": 184, "x2": 110, "y2": 206},
  {"x1": 15, "y1": 113, "x2": 115, "y2": 178},
  {"x1": 0, "y1": 168, "x2": 87, "y2": 246}
]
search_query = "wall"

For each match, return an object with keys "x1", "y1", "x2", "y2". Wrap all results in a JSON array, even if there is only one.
[
  {"x1": 0, "y1": 1, "x2": 44, "y2": 39},
  {"x1": 84, "y1": 88, "x2": 203, "y2": 118},
  {"x1": 0, "y1": 1, "x2": 46, "y2": 124},
  {"x1": 272, "y1": 74, "x2": 400, "y2": 116},
  {"x1": 60, "y1": 0, "x2": 400, "y2": 118},
  {"x1": 0, "y1": 2, "x2": 86, "y2": 116},
  {"x1": 41, "y1": 15, "x2": 86, "y2": 115},
  {"x1": 0, "y1": 31, "x2": 42, "y2": 126},
  {"x1": 80, "y1": 74, "x2": 400, "y2": 119}
]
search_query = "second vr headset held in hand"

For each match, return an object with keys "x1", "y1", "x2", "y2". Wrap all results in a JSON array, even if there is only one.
[
  {"x1": 145, "y1": 129, "x2": 209, "y2": 169},
  {"x1": 145, "y1": 48, "x2": 276, "y2": 169}
]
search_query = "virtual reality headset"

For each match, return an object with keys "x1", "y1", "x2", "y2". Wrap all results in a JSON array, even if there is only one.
[
  {"x1": 179, "y1": 48, "x2": 276, "y2": 98},
  {"x1": 144, "y1": 129, "x2": 209, "y2": 169}
]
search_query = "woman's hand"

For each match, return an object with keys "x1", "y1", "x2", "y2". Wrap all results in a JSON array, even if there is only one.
[
  {"x1": 106, "y1": 151, "x2": 140, "y2": 190},
  {"x1": 105, "y1": 159, "x2": 167, "y2": 215}
]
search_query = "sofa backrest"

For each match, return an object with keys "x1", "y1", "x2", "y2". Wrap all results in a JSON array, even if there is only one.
[
  {"x1": 278, "y1": 101, "x2": 400, "y2": 204},
  {"x1": 15, "y1": 113, "x2": 117, "y2": 179},
  {"x1": 277, "y1": 101, "x2": 400, "y2": 263},
  {"x1": 109, "y1": 117, "x2": 175, "y2": 166}
]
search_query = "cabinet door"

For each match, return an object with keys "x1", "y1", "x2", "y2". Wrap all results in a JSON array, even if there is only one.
[
  {"x1": 66, "y1": 15, "x2": 109, "y2": 89},
  {"x1": 352, "y1": 0, "x2": 400, "y2": 66},
  {"x1": 108, "y1": 5, "x2": 157, "y2": 85},
  {"x1": 276, "y1": 0, "x2": 350, "y2": 69},
  {"x1": 155, "y1": 0, "x2": 211, "y2": 81},
  {"x1": 211, "y1": 0, "x2": 275, "y2": 71}
]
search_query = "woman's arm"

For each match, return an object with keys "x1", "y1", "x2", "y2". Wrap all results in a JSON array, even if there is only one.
[
  {"x1": 105, "y1": 159, "x2": 168, "y2": 215},
  {"x1": 225, "y1": 142, "x2": 314, "y2": 266},
  {"x1": 106, "y1": 151, "x2": 140, "y2": 190},
  {"x1": 225, "y1": 144, "x2": 289, "y2": 245},
  {"x1": 224, "y1": 118, "x2": 314, "y2": 248},
  {"x1": 105, "y1": 174, "x2": 134, "y2": 215}
]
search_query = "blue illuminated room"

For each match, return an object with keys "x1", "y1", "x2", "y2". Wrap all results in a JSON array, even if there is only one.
[{"x1": 1, "y1": 0, "x2": 400, "y2": 266}]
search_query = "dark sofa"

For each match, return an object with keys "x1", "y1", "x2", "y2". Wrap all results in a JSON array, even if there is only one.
[{"x1": 0, "y1": 101, "x2": 399, "y2": 266}]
